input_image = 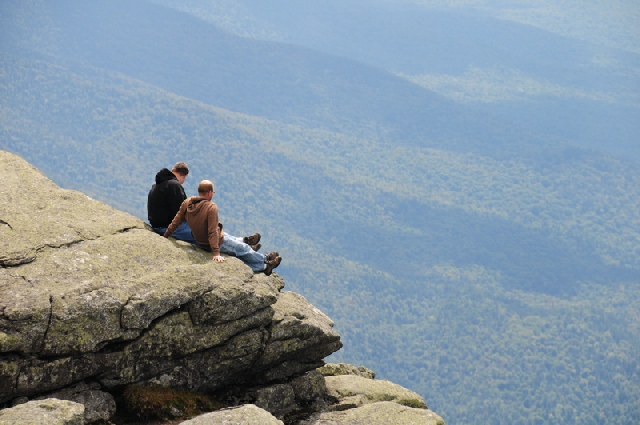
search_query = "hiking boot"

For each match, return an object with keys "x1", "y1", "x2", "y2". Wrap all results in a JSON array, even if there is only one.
[
  {"x1": 251, "y1": 243, "x2": 261, "y2": 252},
  {"x1": 243, "y1": 233, "x2": 261, "y2": 245},
  {"x1": 265, "y1": 251, "x2": 279, "y2": 262},
  {"x1": 264, "y1": 256, "x2": 282, "y2": 276}
]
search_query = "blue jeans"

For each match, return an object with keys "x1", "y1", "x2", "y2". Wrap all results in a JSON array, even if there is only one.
[
  {"x1": 220, "y1": 234, "x2": 266, "y2": 272},
  {"x1": 152, "y1": 221, "x2": 197, "y2": 245}
]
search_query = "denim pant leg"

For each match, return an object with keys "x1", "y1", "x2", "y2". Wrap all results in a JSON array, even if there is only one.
[
  {"x1": 225, "y1": 234, "x2": 244, "y2": 244},
  {"x1": 151, "y1": 226, "x2": 167, "y2": 236},
  {"x1": 172, "y1": 222, "x2": 197, "y2": 244},
  {"x1": 220, "y1": 234, "x2": 266, "y2": 272},
  {"x1": 156, "y1": 222, "x2": 197, "y2": 244}
]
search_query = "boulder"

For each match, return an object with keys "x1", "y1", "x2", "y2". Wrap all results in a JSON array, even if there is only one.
[
  {"x1": 0, "y1": 399, "x2": 84, "y2": 425},
  {"x1": 0, "y1": 150, "x2": 444, "y2": 424},
  {"x1": 256, "y1": 292, "x2": 343, "y2": 382},
  {"x1": 290, "y1": 370, "x2": 328, "y2": 402},
  {"x1": 36, "y1": 382, "x2": 116, "y2": 423},
  {"x1": 318, "y1": 363, "x2": 375, "y2": 379},
  {"x1": 325, "y1": 375, "x2": 427, "y2": 410},
  {"x1": 218, "y1": 370, "x2": 329, "y2": 419},
  {"x1": 179, "y1": 404, "x2": 284, "y2": 425},
  {"x1": 233, "y1": 368, "x2": 432, "y2": 421},
  {"x1": 0, "y1": 151, "x2": 341, "y2": 420},
  {"x1": 300, "y1": 401, "x2": 445, "y2": 425},
  {"x1": 252, "y1": 384, "x2": 297, "y2": 418}
]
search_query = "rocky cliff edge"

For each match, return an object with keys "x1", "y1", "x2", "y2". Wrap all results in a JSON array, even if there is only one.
[{"x1": 0, "y1": 150, "x2": 443, "y2": 425}]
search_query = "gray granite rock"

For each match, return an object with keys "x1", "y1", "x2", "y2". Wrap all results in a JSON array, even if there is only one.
[
  {"x1": 38, "y1": 382, "x2": 116, "y2": 423},
  {"x1": 300, "y1": 401, "x2": 445, "y2": 425},
  {"x1": 179, "y1": 404, "x2": 284, "y2": 425},
  {"x1": 0, "y1": 150, "x2": 443, "y2": 425},
  {"x1": 0, "y1": 150, "x2": 341, "y2": 420},
  {"x1": 325, "y1": 375, "x2": 427, "y2": 410},
  {"x1": 0, "y1": 399, "x2": 84, "y2": 425},
  {"x1": 317, "y1": 363, "x2": 376, "y2": 379}
]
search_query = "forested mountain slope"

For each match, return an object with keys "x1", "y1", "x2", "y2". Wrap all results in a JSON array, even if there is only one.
[
  {"x1": 1, "y1": 1, "x2": 639, "y2": 424},
  {"x1": 152, "y1": 0, "x2": 640, "y2": 162}
]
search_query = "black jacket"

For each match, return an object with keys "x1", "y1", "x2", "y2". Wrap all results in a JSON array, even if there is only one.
[{"x1": 147, "y1": 168, "x2": 187, "y2": 228}]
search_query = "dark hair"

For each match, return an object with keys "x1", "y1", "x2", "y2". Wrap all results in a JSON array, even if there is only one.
[{"x1": 172, "y1": 162, "x2": 189, "y2": 176}]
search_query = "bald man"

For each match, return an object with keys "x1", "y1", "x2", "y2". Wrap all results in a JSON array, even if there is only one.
[{"x1": 164, "y1": 180, "x2": 282, "y2": 275}]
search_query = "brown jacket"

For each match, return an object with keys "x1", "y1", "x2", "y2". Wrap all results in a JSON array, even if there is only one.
[{"x1": 164, "y1": 196, "x2": 224, "y2": 255}]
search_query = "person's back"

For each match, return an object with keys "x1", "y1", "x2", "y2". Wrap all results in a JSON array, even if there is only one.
[
  {"x1": 181, "y1": 196, "x2": 223, "y2": 253},
  {"x1": 147, "y1": 164, "x2": 188, "y2": 229}
]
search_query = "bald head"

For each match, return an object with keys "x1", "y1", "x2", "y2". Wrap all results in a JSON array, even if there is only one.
[{"x1": 197, "y1": 180, "x2": 214, "y2": 195}]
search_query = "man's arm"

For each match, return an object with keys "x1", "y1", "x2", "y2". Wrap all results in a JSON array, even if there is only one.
[
  {"x1": 206, "y1": 203, "x2": 223, "y2": 261},
  {"x1": 164, "y1": 199, "x2": 188, "y2": 238}
]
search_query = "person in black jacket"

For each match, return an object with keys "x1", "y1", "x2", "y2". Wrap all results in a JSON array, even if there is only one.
[{"x1": 147, "y1": 162, "x2": 196, "y2": 243}]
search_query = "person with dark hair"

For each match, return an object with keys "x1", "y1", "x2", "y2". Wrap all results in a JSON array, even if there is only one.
[
  {"x1": 164, "y1": 180, "x2": 282, "y2": 275},
  {"x1": 147, "y1": 162, "x2": 195, "y2": 243}
]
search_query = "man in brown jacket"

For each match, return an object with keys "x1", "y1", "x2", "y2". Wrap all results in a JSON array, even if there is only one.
[{"x1": 164, "y1": 180, "x2": 282, "y2": 275}]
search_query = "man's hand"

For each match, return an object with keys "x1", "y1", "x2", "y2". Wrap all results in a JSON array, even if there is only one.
[{"x1": 212, "y1": 255, "x2": 225, "y2": 262}]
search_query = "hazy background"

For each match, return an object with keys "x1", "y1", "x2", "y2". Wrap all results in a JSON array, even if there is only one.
[{"x1": 1, "y1": 1, "x2": 639, "y2": 424}]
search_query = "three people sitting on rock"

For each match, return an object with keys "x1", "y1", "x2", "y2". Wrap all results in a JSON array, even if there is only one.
[{"x1": 147, "y1": 163, "x2": 282, "y2": 275}]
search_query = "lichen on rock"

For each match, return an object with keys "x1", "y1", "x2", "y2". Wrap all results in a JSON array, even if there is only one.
[
  {"x1": 0, "y1": 151, "x2": 342, "y2": 420},
  {"x1": 0, "y1": 399, "x2": 85, "y2": 425},
  {"x1": 0, "y1": 150, "x2": 443, "y2": 425}
]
